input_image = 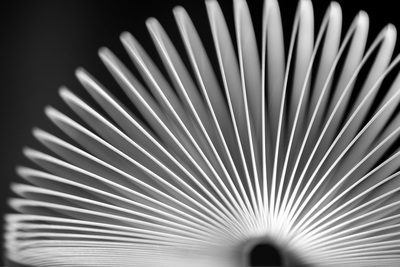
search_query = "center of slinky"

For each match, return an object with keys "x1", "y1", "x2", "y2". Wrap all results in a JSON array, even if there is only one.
[{"x1": 240, "y1": 237, "x2": 310, "y2": 267}]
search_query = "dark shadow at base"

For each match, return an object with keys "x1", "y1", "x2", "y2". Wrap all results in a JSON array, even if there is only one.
[
  {"x1": 250, "y1": 243, "x2": 282, "y2": 266},
  {"x1": 244, "y1": 239, "x2": 312, "y2": 267}
]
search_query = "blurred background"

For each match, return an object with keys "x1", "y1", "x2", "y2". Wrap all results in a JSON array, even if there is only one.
[{"x1": 1, "y1": 0, "x2": 399, "y2": 264}]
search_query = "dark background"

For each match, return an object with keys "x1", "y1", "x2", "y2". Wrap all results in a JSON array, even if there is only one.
[{"x1": 0, "y1": 0, "x2": 399, "y2": 264}]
